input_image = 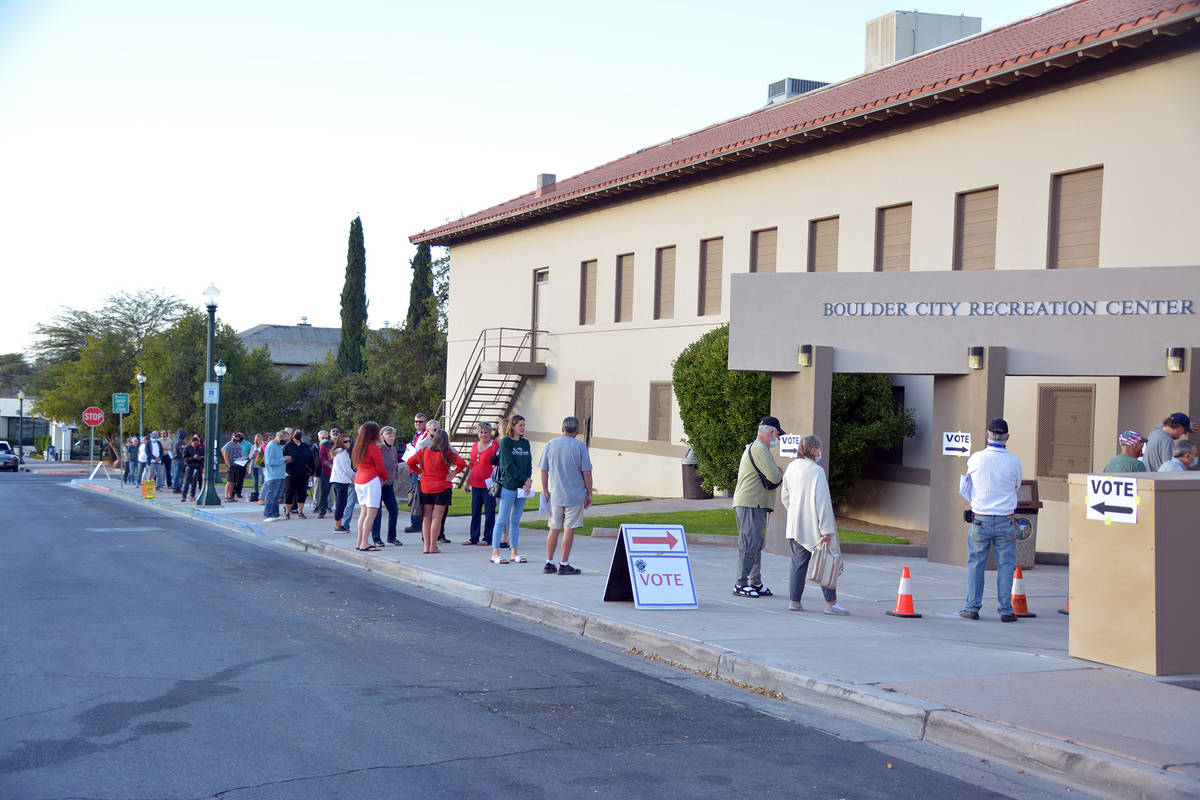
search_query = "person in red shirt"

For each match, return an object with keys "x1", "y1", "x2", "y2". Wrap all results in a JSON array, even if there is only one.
[
  {"x1": 351, "y1": 421, "x2": 387, "y2": 553},
  {"x1": 407, "y1": 428, "x2": 467, "y2": 554},
  {"x1": 463, "y1": 422, "x2": 499, "y2": 545}
]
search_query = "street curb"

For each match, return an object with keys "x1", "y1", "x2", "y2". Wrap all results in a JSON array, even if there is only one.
[{"x1": 70, "y1": 480, "x2": 266, "y2": 538}]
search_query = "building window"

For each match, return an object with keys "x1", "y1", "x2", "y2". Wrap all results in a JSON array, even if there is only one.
[
  {"x1": 953, "y1": 187, "x2": 998, "y2": 270},
  {"x1": 654, "y1": 246, "x2": 676, "y2": 320},
  {"x1": 698, "y1": 237, "x2": 723, "y2": 316},
  {"x1": 874, "y1": 203, "x2": 912, "y2": 271},
  {"x1": 648, "y1": 382, "x2": 672, "y2": 443},
  {"x1": 749, "y1": 228, "x2": 777, "y2": 273},
  {"x1": 1036, "y1": 384, "x2": 1095, "y2": 479},
  {"x1": 807, "y1": 216, "x2": 839, "y2": 272},
  {"x1": 1048, "y1": 166, "x2": 1103, "y2": 269},
  {"x1": 615, "y1": 253, "x2": 634, "y2": 323},
  {"x1": 579, "y1": 260, "x2": 597, "y2": 325},
  {"x1": 574, "y1": 381, "x2": 594, "y2": 441}
]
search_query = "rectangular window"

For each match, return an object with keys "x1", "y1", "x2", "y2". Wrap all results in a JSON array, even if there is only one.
[
  {"x1": 1048, "y1": 166, "x2": 1103, "y2": 269},
  {"x1": 648, "y1": 382, "x2": 673, "y2": 443},
  {"x1": 574, "y1": 381, "x2": 594, "y2": 439},
  {"x1": 874, "y1": 203, "x2": 912, "y2": 271},
  {"x1": 654, "y1": 246, "x2": 676, "y2": 320},
  {"x1": 579, "y1": 260, "x2": 597, "y2": 325},
  {"x1": 954, "y1": 187, "x2": 998, "y2": 270},
  {"x1": 749, "y1": 228, "x2": 777, "y2": 273},
  {"x1": 1036, "y1": 384, "x2": 1095, "y2": 478},
  {"x1": 807, "y1": 216, "x2": 839, "y2": 272},
  {"x1": 615, "y1": 253, "x2": 634, "y2": 323},
  {"x1": 698, "y1": 237, "x2": 723, "y2": 316}
]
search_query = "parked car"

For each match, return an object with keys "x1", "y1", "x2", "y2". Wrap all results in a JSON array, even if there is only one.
[{"x1": 0, "y1": 444, "x2": 18, "y2": 472}]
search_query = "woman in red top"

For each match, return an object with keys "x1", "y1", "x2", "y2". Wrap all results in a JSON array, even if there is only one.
[
  {"x1": 351, "y1": 421, "x2": 387, "y2": 553},
  {"x1": 406, "y1": 429, "x2": 467, "y2": 554}
]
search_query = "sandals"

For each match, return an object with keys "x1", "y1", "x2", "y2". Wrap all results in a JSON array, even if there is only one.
[
  {"x1": 355, "y1": 545, "x2": 381, "y2": 552},
  {"x1": 491, "y1": 554, "x2": 509, "y2": 565},
  {"x1": 751, "y1": 584, "x2": 773, "y2": 597},
  {"x1": 512, "y1": 554, "x2": 527, "y2": 563},
  {"x1": 733, "y1": 585, "x2": 760, "y2": 598}
]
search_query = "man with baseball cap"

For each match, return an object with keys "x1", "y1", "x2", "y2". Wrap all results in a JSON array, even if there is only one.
[
  {"x1": 958, "y1": 418, "x2": 1022, "y2": 622},
  {"x1": 731, "y1": 416, "x2": 786, "y2": 598},
  {"x1": 1143, "y1": 413, "x2": 1193, "y2": 472},
  {"x1": 1103, "y1": 430, "x2": 1147, "y2": 473}
]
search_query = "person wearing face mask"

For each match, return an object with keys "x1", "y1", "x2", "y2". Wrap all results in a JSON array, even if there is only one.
[
  {"x1": 781, "y1": 434, "x2": 848, "y2": 614},
  {"x1": 731, "y1": 416, "x2": 786, "y2": 599}
]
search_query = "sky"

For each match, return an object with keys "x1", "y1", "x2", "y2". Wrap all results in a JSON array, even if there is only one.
[{"x1": 0, "y1": 0, "x2": 1055, "y2": 355}]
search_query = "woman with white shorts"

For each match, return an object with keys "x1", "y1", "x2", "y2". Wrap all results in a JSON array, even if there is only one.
[{"x1": 351, "y1": 421, "x2": 386, "y2": 553}]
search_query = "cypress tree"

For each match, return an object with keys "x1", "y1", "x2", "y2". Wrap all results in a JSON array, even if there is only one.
[
  {"x1": 337, "y1": 216, "x2": 368, "y2": 374},
  {"x1": 405, "y1": 243, "x2": 433, "y2": 331}
]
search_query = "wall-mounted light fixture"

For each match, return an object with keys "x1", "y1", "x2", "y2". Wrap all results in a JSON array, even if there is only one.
[
  {"x1": 1166, "y1": 347, "x2": 1185, "y2": 373},
  {"x1": 798, "y1": 344, "x2": 813, "y2": 368},
  {"x1": 967, "y1": 346, "x2": 985, "y2": 370}
]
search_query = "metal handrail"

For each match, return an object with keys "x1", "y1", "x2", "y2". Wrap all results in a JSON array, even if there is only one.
[{"x1": 445, "y1": 327, "x2": 547, "y2": 433}]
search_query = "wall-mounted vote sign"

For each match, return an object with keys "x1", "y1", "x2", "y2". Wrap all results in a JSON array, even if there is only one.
[
  {"x1": 602, "y1": 524, "x2": 698, "y2": 609},
  {"x1": 779, "y1": 434, "x2": 803, "y2": 459},
  {"x1": 1085, "y1": 474, "x2": 1139, "y2": 525},
  {"x1": 942, "y1": 431, "x2": 971, "y2": 457}
]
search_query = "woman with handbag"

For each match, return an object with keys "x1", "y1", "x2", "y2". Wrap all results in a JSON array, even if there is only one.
[{"x1": 781, "y1": 434, "x2": 849, "y2": 615}]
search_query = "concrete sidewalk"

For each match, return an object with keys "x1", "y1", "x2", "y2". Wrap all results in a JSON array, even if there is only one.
[{"x1": 73, "y1": 477, "x2": 1200, "y2": 800}]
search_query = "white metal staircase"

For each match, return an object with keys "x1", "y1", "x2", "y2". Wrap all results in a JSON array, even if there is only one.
[{"x1": 440, "y1": 327, "x2": 547, "y2": 445}]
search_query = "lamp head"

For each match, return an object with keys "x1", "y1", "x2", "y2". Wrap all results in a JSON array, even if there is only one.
[
  {"x1": 202, "y1": 283, "x2": 221, "y2": 309},
  {"x1": 136, "y1": 369, "x2": 146, "y2": 385},
  {"x1": 214, "y1": 359, "x2": 227, "y2": 378}
]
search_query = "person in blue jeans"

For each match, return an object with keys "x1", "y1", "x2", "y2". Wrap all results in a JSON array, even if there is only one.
[
  {"x1": 261, "y1": 430, "x2": 288, "y2": 521},
  {"x1": 490, "y1": 415, "x2": 532, "y2": 565},
  {"x1": 958, "y1": 418, "x2": 1022, "y2": 622}
]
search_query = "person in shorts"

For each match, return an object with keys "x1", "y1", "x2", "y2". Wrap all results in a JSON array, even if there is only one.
[{"x1": 538, "y1": 416, "x2": 593, "y2": 575}]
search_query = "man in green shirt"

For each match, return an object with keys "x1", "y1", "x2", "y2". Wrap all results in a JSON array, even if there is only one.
[
  {"x1": 732, "y1": 416, "x2": 786, "y2": 598},
  {"x1": 1102, "y1": 430, "x2": 1147, "y2": 473}
]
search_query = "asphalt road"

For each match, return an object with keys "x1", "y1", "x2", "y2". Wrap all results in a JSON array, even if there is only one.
[{"x1": 0, "y1": 474, "x2": 1076, "y2": 799}]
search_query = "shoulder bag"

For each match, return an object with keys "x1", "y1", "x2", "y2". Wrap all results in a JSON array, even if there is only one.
[
  {"x1": 806, "y1": 541, "x2": 844, "y2": 590},
  {"x1": 746, "y1": 445, "x2": 781, "y2": 490}
]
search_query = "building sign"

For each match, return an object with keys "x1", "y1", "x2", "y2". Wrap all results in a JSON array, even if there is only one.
[
  {"x1": 602, "y1": 524, "x2": 698, "y2": 609},
  {"x1": 942, "y1": 431, "x2": 971, "y2": 457},
  {"x1": 1085, "y1": 474, "x2": 1139, "y2": 525},
  {"x1": 823, "y1": 299, "x2": 1195, "y2": 318}
]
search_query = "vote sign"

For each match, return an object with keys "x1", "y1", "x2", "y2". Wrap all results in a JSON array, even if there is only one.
[
  {"x1": 82, "y1": 407, "x2": 105, "y2": 427},
  {"x1": 1085, "y1": 474, "x2": 1138, "y2": 524},
  {"x1": 602, "y1": 524, "x2": 698, "y2": 609},
  {"x1": 779, "y1": 434, "x2": 803, "y2": 459},
  {"x1": 942, "y1": 431, "x2": 971, "y2": 457}
]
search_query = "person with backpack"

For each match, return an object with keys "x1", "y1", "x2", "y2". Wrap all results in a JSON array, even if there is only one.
[{"x1": 732, "y1": 416, "x2": 785, "y2": 599}]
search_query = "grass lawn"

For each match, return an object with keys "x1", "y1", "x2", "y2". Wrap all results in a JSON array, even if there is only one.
[
  {"x1": 520, "y1": 508, "x2": 909, "y2": 544},
  {"x1": 444, "y1": 492, "x2": 648, "y2": 517}
]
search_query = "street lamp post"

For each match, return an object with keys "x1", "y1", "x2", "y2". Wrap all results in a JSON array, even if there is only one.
[
  {"x1": 197, "y1": 284, "x2": 222, "y2": 506},
  {"x1": 17, "y1": 390, "x2": 25, "y2": 464},
  {"x1": 213, "y1": 359, "x2": 227, "y2": 496},
  {"x1": 136, "y1": 369, "x2": 146, "y2": 439}
]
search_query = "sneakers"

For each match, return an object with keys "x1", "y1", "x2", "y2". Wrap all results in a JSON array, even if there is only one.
[
  {"x1": 437, "y1": 533, "x2": 451, "y2": 544},
  {"x1": 733, "y1": 585, "x2": 760, "y2": 598},
  {"x1": 788, "y1": 601, "x2": 804, "y2": 611},
  {"x1": 1000, "y1": 613, "x2": 1018, "y2": 622},
  {"x1": 959, "y1": 609, "x2": 980, "y2": 620},
  {"x1": 403, "y1": 525, "x2": 420, "y2": 533},
  {"x1": 262, "y1": 517, "x2": 280, "y2": 523},
  {"x1": 557, "y1": 564, "x2": 581, "y2": 575},
  {"x1": 824, "y1": 604, "x2": 850, "y2": 615},
  {"x1": 543, "y1": 562, "x2": 558, "y2": 574}
]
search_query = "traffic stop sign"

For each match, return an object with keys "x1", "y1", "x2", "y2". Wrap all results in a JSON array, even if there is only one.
[{"x1": 82, "y1": 407, "x2": 105, "y2": 427}]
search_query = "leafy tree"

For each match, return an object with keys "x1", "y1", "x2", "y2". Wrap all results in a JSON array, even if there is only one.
[
  {"x1": 0, "y1": 353, "x2": 34, "y2": 395},
  {"x1": 337, "y1": 216, "x2": 368, "y2": 374},
  {"x1": 672, "y1": 325, "x2": 916, "y2": 503},
  {"x1": 31, "y1": 290, "x2": 183, "y2": 364}
]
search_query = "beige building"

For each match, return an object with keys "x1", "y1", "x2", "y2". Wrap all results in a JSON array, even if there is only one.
[{"x1": 412, "y1": 0, "x2": 1200, "y2": 561}]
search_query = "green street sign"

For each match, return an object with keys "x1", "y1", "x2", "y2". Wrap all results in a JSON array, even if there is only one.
[{"x1": 112, "y1": 393, "x2": 131, "y2": 415}]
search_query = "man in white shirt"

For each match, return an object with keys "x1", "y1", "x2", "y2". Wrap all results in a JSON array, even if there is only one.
[{"x1": 958, "y1": 418, "x2": 1022, "y2": 622}]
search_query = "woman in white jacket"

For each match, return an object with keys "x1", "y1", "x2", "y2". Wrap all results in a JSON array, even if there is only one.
[{"x1": 781, "y1": 435, "x2": 849, "y2": 615}]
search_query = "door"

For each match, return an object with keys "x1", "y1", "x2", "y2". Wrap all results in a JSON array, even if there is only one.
[{"x1": 532, "y1": 268, "x2": 549, "y2": 359}]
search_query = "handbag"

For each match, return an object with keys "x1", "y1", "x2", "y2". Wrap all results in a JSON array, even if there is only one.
[
  {"x1": 806, "y1": 541, "x2": 843, "y2": 590},
  {"x1": 488, "y1": 466, "x2": 503, "y2": 498}
]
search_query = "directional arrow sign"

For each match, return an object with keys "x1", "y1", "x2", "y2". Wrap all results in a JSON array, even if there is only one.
[
  {"x1": 942, "y1": 431, "x2": 971, "y2": 457},
  {"x1": 631, "y1": 531, "x2": 679, "y2": 550},
  {"x1": 1085, "y1": 474, "x2": 1138, "y2": 524}
]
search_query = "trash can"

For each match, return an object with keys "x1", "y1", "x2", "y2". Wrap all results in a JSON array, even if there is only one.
[
  {"x1": 681, "y1": 448, "x2": 712, "y2": 500},
  {"x1": 986, "y1": 480, "x2": 1041, "y2": 570}
]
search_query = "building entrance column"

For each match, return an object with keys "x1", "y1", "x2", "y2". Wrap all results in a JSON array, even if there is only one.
[
  {"x1": 928, "y1": 346, "x2": 1007, "y2": 566},
  {"x1": 764, "y1": 346, "x2": 833, "y2": 556}
]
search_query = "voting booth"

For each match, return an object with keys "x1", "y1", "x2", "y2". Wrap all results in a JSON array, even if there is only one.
[{"x1": 1067, "y1": 473, "x2": 1200, "y2": 676}]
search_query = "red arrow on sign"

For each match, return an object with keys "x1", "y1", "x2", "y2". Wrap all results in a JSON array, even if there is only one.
[
  {"x1": 631, "y1": 531, "x2": 679, "y2": 550},
  {"x1": 82, "y1": 406, "x2": 105, "y2": 427}
]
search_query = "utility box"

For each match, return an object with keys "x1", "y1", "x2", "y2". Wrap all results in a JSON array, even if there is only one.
[{"x1": 1067, "y1": 473, "x2": 1200, "y2": 676}]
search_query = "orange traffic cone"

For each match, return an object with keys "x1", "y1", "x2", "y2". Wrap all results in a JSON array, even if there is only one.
[
  {"x1": 886, "y1": 566, "x2": 922, "y2": 618},
  {"x1": 1058, "y1": 596, "x2": 1069, "y2": 616},
  {"x1": 1011, "y1": 567, "x2": 1037, "y2": 618}
]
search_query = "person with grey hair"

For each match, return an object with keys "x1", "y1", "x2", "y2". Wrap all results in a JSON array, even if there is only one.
[
  {"x1": 958, "y1": 418, "x2": 1022, "y2": 622},
  {"x1": 538, "y1": 416, "x2": 593, "y2": 575},
  {"x1": 464, "y1": 422, "x2": 499, "y2": 545},
  {"x1": 261, "y1": 430, "x2": 288, "y2": 522},
  {"x1": 1157, "y1": 438, "x2": 1198, "y2": 471},
  {"x1": 146, "y1": 430, "x2": 168, "y2": 489},
  {"x1": 732, "y1": 416, "x2": 786, "y2": 598},
  {"x1": 781, "y1": 434, "x2": 848, "y2": 614},
  {"x1": 405, "y1": 413, "x2": 429, "y2": 534}
]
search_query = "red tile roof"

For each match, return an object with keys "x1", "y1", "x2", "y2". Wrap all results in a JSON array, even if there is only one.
[{"x1": 412, "y1": 0, "x2": 1199, "y2": 244}]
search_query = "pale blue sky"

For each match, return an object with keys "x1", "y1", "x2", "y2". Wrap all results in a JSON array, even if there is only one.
[{"x1": 0, "y1": 0, "x2": 1053, "y2": 353}]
